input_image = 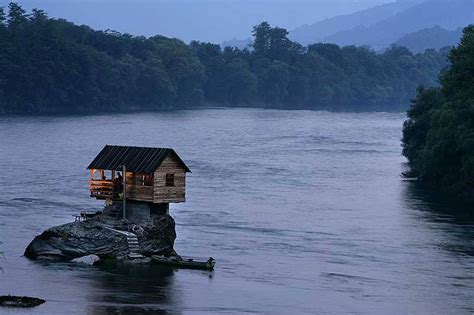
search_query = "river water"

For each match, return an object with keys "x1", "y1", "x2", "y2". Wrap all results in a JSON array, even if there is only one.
[{"x1": 0, "y1": 109, "x2": 472, "y2": 314}]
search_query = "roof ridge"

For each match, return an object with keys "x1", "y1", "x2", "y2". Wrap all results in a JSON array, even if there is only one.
[{"x1": 105, "y1": 144, "x2": 173, "y2": 150}]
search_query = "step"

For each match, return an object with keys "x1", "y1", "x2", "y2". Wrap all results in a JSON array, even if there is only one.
[{"x1": 128, "y1": 254, "x2": 145, "y2": 259}]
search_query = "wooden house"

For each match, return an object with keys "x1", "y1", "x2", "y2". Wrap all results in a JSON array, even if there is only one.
[{"x1": 87, "y1": 145, "x2": 190, "y2": 220}]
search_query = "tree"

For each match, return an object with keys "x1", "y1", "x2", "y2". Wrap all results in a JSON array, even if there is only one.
[
  {"x1": 260, "y1": 61, "x2": 290, "y2": 105},
  {"x1": 402, "y1": 87, "x2": 445, "y2": 168},
  {"x1": 441, "y1": 25, "x2": 474, "y2": 101},
  {"x1": 268, "y1": 27, "x2": 291, "y2": 60},
  {"x1": 7, "y1": 2, "x2": 28, "y2": 27},
  {"x1": 0, "y1": 7, "x2": 6, "y2": 24},
  {"x1": 252, "y1": 21, "x2": 272, "y2": 56},
  {"x1": 222, "y1": 58, "x2": 257, "y2": 104},
  {"x1": 402, "y1": 25, "x2": 474, "y2": 200},
  {"x1": 30, "y1": 8, "x2": 47, "y2": 23}
]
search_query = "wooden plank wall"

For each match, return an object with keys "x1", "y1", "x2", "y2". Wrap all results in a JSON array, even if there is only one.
[
  {"x1": 154, "y1": 154, "x2": 186, "y2": 203},
  {"x1": 127, "y1": 184, "x2": 154, "y2": 203}
]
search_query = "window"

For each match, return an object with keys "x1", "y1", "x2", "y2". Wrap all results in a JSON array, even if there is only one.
[
  {"x1": 143, "y1": 175, "x2": 153, "y2": 186},
  {"x1": 165, "y1": 174, "x2": 175, "y2": 187}
]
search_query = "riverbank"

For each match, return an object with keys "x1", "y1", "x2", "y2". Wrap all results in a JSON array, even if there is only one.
[{"x1": 0, "y1": 102, "x2": 411, "y2": 118}]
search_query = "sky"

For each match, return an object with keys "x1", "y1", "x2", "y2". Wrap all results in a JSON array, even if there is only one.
[{"x1": 8, "y1": 0, "x2": 395, "y2": 43}]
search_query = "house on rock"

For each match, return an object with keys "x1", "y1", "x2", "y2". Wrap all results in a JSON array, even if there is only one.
[{"x1": 87, "y1": 145, "x2": 191, "y2": 224}]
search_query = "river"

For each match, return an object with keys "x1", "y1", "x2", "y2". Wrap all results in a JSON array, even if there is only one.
[{"x1": 0, "y1": 109, "x2": 472, "y2": 314}]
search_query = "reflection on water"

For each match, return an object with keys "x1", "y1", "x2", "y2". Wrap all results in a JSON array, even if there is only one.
[
  {"x1": 404, "y1": 182, "x2": 474, "y2": 221},
  {"x1": 0, "y1": 109, "x2": 473, "y2": 314},
  {"x1": 88, "y1": 264, "x2": 179, "y2": 315},
  {"x1": 403, "y1": 182, "x2": 474, "y2": 257}
]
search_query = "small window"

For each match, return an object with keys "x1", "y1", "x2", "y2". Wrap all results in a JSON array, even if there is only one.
[
  {"x1": 166, "y1": 174, "x2": 175, "y2": 187},
  {"x1": 143, "y1": 175, "x2": 153, "y2": 186}
]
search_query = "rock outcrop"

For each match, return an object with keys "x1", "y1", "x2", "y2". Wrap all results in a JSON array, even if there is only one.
[
  {"x1": 24, "y1": 213, "x2": 177, "y2": 262},
  {"x1": 0, "y1": 296, "x2": 46, "y2": 308}
]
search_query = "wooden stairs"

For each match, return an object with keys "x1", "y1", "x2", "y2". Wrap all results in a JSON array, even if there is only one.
[
  {"x1": 126, "y1": 233, "x2": 143, "y2": 259},
  {"x1": 98, "y1": 223, "x2": 144, "y2": 259}
]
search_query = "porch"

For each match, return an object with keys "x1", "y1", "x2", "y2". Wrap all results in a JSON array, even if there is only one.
[{"x1": 89, "y1": 170, "x2": 154, "y2": 203}]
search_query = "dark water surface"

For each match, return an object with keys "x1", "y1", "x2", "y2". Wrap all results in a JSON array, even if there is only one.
[{"x1": 0, "y1": 109, "x2": 472, "y2": 314}]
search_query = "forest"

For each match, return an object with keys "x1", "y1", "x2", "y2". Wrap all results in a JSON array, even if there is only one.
[
  {"x1": 0, "y1": 3, "x2": 450, "y2": 114},
  {"x1": 402, "y1": 25, "x2": 474, "y2": 201}
]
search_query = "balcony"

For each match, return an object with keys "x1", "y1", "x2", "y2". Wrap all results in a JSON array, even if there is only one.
[
  {"x1": 90, "y1": 180, "x2": 113, "y2": 199},
  {"x1": 90, "y1": 179, "x2": 154, "y2": 203}
]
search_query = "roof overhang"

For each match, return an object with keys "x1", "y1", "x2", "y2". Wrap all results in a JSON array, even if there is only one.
[{"x1": 87, "y1": 145, "x2": 191, "y2": 174}]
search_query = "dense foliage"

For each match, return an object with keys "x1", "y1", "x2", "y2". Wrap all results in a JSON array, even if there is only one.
[
  {"x1": 402, "y1": 25, "x2": 474, "y2": 200},
  {"x1": 0, "y1": 3, "x2": 449, "y2": 114}
]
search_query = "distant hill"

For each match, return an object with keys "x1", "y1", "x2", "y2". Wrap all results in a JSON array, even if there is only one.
[
  {"x1": 324, "y1": 0, "x2": 474, "y2": 49},
  {"x1": 221, "y1": 38, "x2": 252, "y2": 50},
  {"x1": 289, "y1": 0, "x2": 425, "y2": 45},
  {"x1": 393, "y1": 26, "x2": 463, "y2": 53},
  {"x1": 289, "y1": 0, "x2": 474, "y2": 50}
]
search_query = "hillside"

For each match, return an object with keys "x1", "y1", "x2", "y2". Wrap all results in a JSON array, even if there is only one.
[
  {"x1": 393, "y1": 26, "x2": 463, "y2": 53},
  {"x1": 289, "y1": 0, "x2": 474, "y2": 51},
  {"x1": 221, "y1": 38, "x2": 252, "y2": 50},
  {"x1": 289, "y1": 0, "x2": 425, "y2": 45},
  {"x1": 324, "y1": 0, "x2": 474, "y2": 49}
]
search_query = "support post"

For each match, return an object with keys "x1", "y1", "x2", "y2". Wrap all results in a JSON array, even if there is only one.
[
  {"x1": 123, "y1": 165, "x2": 126, "y2": 220},
  {"x1": 90, "y1": 169, "x2": 94, "y2": 195}
]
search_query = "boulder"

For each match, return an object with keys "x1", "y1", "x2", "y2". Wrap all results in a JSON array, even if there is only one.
[
  {"x1": 0, "y1": 296, "x2": 45, "y2": 308},
  {"x1": 141, "y1": 215, "x2": 178, "y2": 256},
  {"x1": 71, "y1": 254, "x2": 101, "y2": 265},
  {"x1": 24, "y1": 214, "x2": 177, "y2": 262}
]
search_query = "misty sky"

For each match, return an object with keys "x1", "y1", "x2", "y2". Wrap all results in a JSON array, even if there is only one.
[{"x1": 9, "y1": 0, "x2": 395, "y2": 43}]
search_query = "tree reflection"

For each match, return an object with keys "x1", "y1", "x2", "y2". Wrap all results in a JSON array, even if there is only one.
[{"x1": 402, "y1": 182, "x2": 474, "y2": 256}]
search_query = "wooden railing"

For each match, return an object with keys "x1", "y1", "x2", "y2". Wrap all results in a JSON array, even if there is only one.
[
  {"x1": 90, "y1": 179, "x2": 153, "y2": 202},
  {"x1": 90, "y1": 180, "x2": 114, "y2": 199}
]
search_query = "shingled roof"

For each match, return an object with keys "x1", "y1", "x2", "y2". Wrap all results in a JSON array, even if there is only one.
[{"x1": 87, "y1": 145, "x2": 191, "y2": 174}]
